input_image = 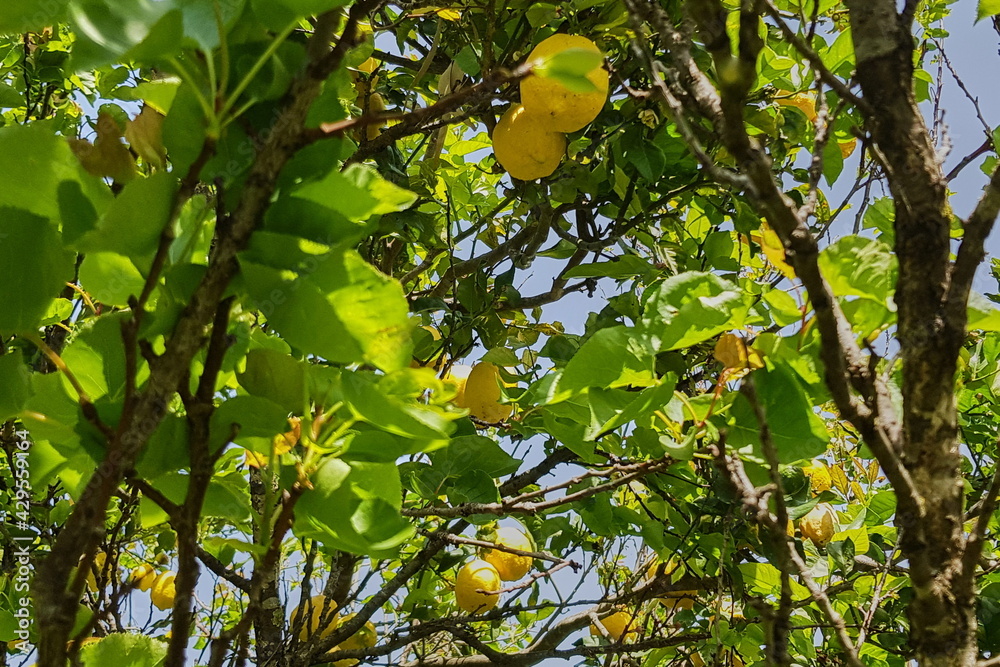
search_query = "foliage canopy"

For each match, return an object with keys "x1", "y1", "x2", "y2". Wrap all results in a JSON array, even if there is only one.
[{"x1": 2, "y1": 1, "x2": 1000, "y2": 667}]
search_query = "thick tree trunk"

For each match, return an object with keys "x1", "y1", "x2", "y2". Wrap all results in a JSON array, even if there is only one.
[{"x1": 845, "y1": 2, "x2": 977, "y2": 664}]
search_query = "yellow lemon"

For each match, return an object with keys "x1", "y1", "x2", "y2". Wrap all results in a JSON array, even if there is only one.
[
  {"x1": 291, "y1": 594, "x2": 340, "y2": 642},
  {"x1": 799, "y1": 503, "x2": 837, "y2": 546},
  {"x1": 589, "y1": 610, "x2": 637, "y2": 641},
  {"x1": 803, "y1": 460, "x2": 833, "y2": 494},
  {"x1": 520, "y1": 34, "x2": 608, "y2": 132},
  {"x1": 129, "y1": 564, "x2": 157, "y2": 592},
  {"x1": 457, "y1": 361, "x2": 514, "y2": 424},
  {"x1": 455, "y1": 559, "x2": 502, "y2": 613},
  {"x1": 483, "y1": 526, "x2": 533, "y2": 581},
  {"x1": 662, "y1": 590, "x2": 698, "y2": 612},
  {"x1": 331, "y1": 613, "x2": 377, "y2": 666},
  {"x1": 775, "y1": 90, "x2": 817, "y2": 122},
  {"x1": 491, "y1": 104, "x2": 566, "y2": 180},
  {"x1": 150, "y1": 571, "x2": 176, "y2": 611},
  {"x1": 446, "y1": 364, "x2": 472, "y2": 406},
  {"x1": 84, "y1": 552, "x2": 107, "y2": 592}
]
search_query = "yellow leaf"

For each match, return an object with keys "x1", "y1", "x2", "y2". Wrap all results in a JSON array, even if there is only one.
[
  {"x1": 69, "y1": 112, "x2": 137, "y2": 183},
  {"x1": 850, "y1": 481, "x2": 867, "y2": 502},
  {"x1": 714, "y1": 333, "x2": 764, "y2": 371},
  {"x1": 757, "y1": 223, "x2": 795, "y2": 278},
  {"x1": 125, "y1": 105, "x2": 167, "y2": 169},
  {"x1": 829, "y1": 463, "x2": 849, "y2": 496},
  {"x1": 867, "y1": 459, "x2": 880, "y2": 484}
]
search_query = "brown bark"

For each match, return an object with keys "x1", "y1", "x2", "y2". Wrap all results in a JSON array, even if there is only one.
[{"x1": 846, "y1": 2, "x2": 975, "y2": 664}]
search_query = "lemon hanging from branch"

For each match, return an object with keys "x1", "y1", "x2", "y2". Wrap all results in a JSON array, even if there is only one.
[
  {"x1": 455, "y1": 361, "x2": 514, "y2": 424},
  {"x1": 491, "y1": 104, "x2": 566, "y2": 180},
  {"x1": 520, "y1": 34, "x2": 608, "y2": 132},
  {"x1": 483, "y1": 525, "x2": 534, "y2": 581},
  {"x1": 455, "y1": 559, "x2": 502, "y2": 613}
]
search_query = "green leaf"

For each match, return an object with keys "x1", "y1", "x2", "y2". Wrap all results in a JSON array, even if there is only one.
[
  {"x1": 81, "y1": 632, "x2": 167, "y2": 667},
  {"x1": 556, "y1": 326, "x2": 655, "y2": 396},
  {"x1": 727, "y1": 361, "x2": 830, "y2": 463},
  {"x1": 641, "y1": 272, "x2": 746, "y2": 351},
  {"x1": 69, "y1": 0, "x2": 183, "y2": 70},
  {"x1": 75, "y1": 172, "x2": 177, "y2": 260},
  {"x1": 342, "y1": 372, "x2": 453, "y2": 439},
  {"x1": 0, "y1": 208, "x2": 77, "y2": 335},
  {"x1": 242, "y1": 260, "x2": 364, "y2": 365},
  {"x1": 967, "y1": 292, "x2": 1000, "y2": 332},
  {"x1": 0, "y1": 123, "x2": 112, "y2": 223},
  {"x1": 312, "y1": 250, "x2": 413, "y2": 372},
  {"x1": 161, "y1": 81, "x2": 208, "y2": 175},
  {"x1": 977, "y1": 0, "x2": 1000, "y2": 22},
  {"x1": 622, "y1": 130, "x2": 665, "y2": 181},
  {"x1": 818, "y1": 235, "x2": 896, "y2": 303},
  {"x1": 242, "y1": 248, "x2": 413, "y2": 371},
  {"x1": 295, "y1": 458, "x2": 413, "y2": 556},
  {"x1": 237, "y1": 348, "x2": 308, "y2": 413},
  {"x1": 428, "y1": 435, "x2": 521, "y2": 480},
  {"x1": 79, "y1": 253, "x2": 146, "y2": 307},
  {"x1": 590, "y1": 375, "x2": 677, "y2": 436},
  {"x1": 534, "y1": 48, "x2": 602, "y2": 93},
  {"x1": 294, "y1": 164, "x2": 417, "y2": 222},
  {"x1": 140, "y1": 473, "x2": 250, "y2": 526},
  {"x1": 0, "y1": 0, "x2": 69, "y2": 33},
  {"x1": 0, "y1": 354, "x2": 32, "y2": 421},
  {"x1": 62, "y1": 313, "x2": 143, "y2": 403},
  {"x1": 561, "y1": 255, "x2": 654, "y2": 280},
  {"x1": 210, "y1": 395, "x2": 290, "y2": 453},
  {"x1": 342, "y1": 429, "x2": 432, "y2": 463},
  {"x1": 135, "y1": 415, "x2": 189, "y2": 479}
]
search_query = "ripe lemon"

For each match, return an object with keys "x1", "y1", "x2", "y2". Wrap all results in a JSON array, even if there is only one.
[
  {"x1": 456, "y1": 361, "x2": 513, "y2": 424},
  {"x1": 455, "y1": 559, "x2": 502, "y2": 613},
  {"x1": 662, "y1": 589, "x2": 698, "y2": 612},
  {"x1": 84, "y1": 552, "x2": 107, "y2": 592},
  {"x1": 520, "y1": 34, "x2": 608, "y2": 132},
  {"x1": 445, "y1": 364, "x2": 473, "y2": 406},
  {"x1": 775, "y1": 90, "x2": 817, "y2": 122},
  {"x1": 491, "y1": 104, "x2": 566, "y2": 180},
  {"x1": 803, "y1": 460, "x2": 832, "y2": 494},
  {"x1": 291, "y1": 594, "x2": 340, "y2": 642},
  {"x1": 331, "y1": 613, "x2": 377, "y2": 666},
  {"x1": 129, "y1": 564, "x2": 157, "y2": 592},
  {"x1": 483, "y1": 526, "x2": 533, "y2": 581},
  {"x1": 589, "y1": 610, "x2": 637, "y2": 641},
  {"x1": 150, "y1": 571, "x2": 176, "y2": 611},
  {"x1": 799, "y1": 502, "x2": 837, "y2": 546}
]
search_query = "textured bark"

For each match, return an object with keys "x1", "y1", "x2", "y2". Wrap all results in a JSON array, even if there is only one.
[{"x1": 847, "y1": 2, "x2": 974, "y2": 664}]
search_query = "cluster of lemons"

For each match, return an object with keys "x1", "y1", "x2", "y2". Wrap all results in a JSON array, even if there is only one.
[
  {"x1": 454, "y1": 526, "x2": 534, "y2": 613},
  {"x1": 129, "y1": 563, "x2": 178, "y2": 611},
  {"x1": 81, "y1": 554, "x2": 176, "y2": 613},
  {"x1": 290, "y1": 595, "x2": 377, "y2": 665},
  {"x1": 492, "y1": 34, "x2": 609, "y2": 180}
]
